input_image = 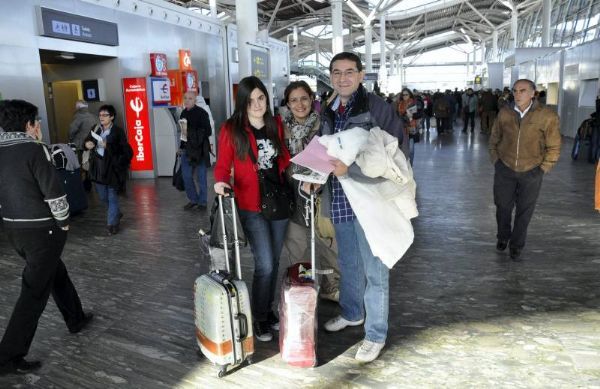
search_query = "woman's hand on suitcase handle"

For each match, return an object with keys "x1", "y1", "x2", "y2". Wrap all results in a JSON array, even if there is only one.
[{"x1": 214, "y1": 182, "x2": 232, "y2": 196}]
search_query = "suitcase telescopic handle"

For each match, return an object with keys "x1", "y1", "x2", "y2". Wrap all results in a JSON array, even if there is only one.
[
  {"x1": 310, "y1": 189, "x2": 317, "y2": 285},
  {"x1": 236, "y1": 313, "x2": 248, "y2": 339}
]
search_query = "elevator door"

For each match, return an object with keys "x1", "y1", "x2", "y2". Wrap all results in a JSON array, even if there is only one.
[{"x1": 52, "y1": 81, "x2": 81, "y2": 143}]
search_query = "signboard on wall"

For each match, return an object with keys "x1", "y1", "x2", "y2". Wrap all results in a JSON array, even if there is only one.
[
  {"x1": 150, "y1": 77, "x2": 171, "y2": 106},
  {"x1": 251, "y1": 49, "x2": 269, "y2": 80},
  {"x1": 38, "y1": 7, "x2": 119, "y2": 46},
  {"x1": 122, "y1": 77, "x2": 154, "y2": 172},
  {"x1": 150, "y1": 53, "x2": 168, "y2": 77},
  {"x1": 179, "y1": 49, "x2": 193, "y2": 70},
  {"x1": 82, "y1": 79, "x2": 100, "y2": 102},
  {"x1": 182, "y1": 70, "x2": 199, "y2": 93}
]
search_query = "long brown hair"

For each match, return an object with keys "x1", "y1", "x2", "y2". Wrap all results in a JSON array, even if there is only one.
[{"x1": 226, "y1": 76, "x2": 283, "y2": 160}]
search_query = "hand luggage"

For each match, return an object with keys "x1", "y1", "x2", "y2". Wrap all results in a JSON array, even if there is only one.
[
  {"x1": 194, "y1": 191, "x2": 254, "y2": 377},
  {"x1": 58, "y1": 168, "x2": 88, "y2": 215},
  {"x1": 279, "y1": 189, "x2": 319, "y2": 367}
]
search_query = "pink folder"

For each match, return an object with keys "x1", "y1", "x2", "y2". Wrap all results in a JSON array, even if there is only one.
[{"x1": 290, "y1": 136, "x2": 336, "y2": 175}]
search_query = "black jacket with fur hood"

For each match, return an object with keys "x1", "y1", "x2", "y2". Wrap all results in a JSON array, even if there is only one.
[{"x1": 0, "y1": 132, "x2": 69, "y2": 228}]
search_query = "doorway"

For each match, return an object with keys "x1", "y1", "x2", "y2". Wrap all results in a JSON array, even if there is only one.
[{"x1": 50, "y1": 80, "x2": 82, "y2": 143}]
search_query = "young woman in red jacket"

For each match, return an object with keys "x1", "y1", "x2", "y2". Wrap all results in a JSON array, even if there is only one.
[{"x1": 214, "y1": 76, "x2": 291, "y2": 343}]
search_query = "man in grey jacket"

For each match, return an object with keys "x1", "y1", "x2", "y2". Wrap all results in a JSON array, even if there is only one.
[
  {"x1": 312, "y1": 52, "x2": 403, "y2": 363},
  {"x1": 69, "y1": 100, "x2": 98, "y2": 151}
]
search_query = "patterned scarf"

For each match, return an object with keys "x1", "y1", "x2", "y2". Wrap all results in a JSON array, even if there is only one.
[{"x1": 283, "y1": 111, "x2": 319, "y2": 156}]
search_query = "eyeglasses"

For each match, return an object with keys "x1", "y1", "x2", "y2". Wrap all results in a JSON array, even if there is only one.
[
  {"x1": 98, "y1": 113, "x2": 111, "y2": 117},
  {"x1": 402, "y1": 93, "x2": 409, "y2": 96},
  {"x1": 331, "y1": 69, "x2": 359, "y2": 79},
  {"x1": 288, "y1": 96, "x2": 311, "y2": 105}
]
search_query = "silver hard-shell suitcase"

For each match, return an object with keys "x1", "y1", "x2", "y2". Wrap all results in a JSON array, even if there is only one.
[{"x1": 194, "y1": 192, "x2": 254, "y2": 377}]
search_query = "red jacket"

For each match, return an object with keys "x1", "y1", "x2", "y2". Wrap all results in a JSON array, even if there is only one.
[{"x1": 214, "y1": 116, "x2": 290, "y2": 212}]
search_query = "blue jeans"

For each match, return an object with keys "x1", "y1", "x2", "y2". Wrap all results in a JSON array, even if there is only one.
[
  {"x1": 95, "y1": 183, "x2": 120, "y2": 226},
  {"x1": 181, "y1": 151, "x2": 207, "y2": 206},
  {"x1": 238, "y1": 210, "x2": 288, "y2": 322},
  {"x1": 334, "y1": 218, "x2": 389, "y2": 343}
]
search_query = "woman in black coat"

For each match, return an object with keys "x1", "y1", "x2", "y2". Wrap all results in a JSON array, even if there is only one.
[{"x1": 85, "y1": 104, "x2": 132, "y2": 235}]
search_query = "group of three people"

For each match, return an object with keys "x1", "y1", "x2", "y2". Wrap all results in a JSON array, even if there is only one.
[{"x1": 214, "y1": 51, "x2": 403, "y2": 363}]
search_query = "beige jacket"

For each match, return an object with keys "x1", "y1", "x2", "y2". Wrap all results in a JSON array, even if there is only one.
[{"x1": 489, "y1": 101, "x2": 561, "y2": 173}]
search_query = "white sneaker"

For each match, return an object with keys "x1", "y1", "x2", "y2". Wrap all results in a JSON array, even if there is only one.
[
  {"x1": 355, "y1": 340, "x2": 385, "y2": 363},
  {"x1": 324, "y1": 315, "x2": 364, "y2": 332}
]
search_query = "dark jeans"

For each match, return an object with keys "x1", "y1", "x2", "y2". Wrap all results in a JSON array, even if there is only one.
[
  {"x1": 463, "y1": 111, "x2": 476, "y2": 132},
  {"x1": 0, "y1": 226, "x2": 85, "y2": 365},
  {"x1": 493, "y1": 161, "x2": 544, "y2": 249},
  {"x1": 238, "y1": 210, "x2": 288, "y2": 322}
]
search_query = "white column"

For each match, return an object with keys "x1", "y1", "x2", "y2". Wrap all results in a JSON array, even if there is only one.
[
  {"x1": 331, "y1": 0, "x2": 344, "y2": 55},
  {"x1": 511, "y1": 6, "x2": 518, "y2": 50},
  {"x1": 492, "y1": 29, "x2": 498, "y2": 61},
  {"x1": 466, "y1": 52, "x2": 470, "y2": 82},
  {"x1": 542, "y1": 0, "x2": 552, "y2": 46},
  {"x1": 315, "y1": 39, "x2": 320, "y2": 69},
  {"x1": 379, "y1": 15, "x2": 387, "y2": 92},
  {"x1": 365, "y1": 24, "x2": 373, "y2": 72},
  {"x1": 480, "y1": 44, "x2": 484, "y2": 70},
  {"x1": 399, "y1": 52, "x2": 404, "y2": 90},
  {"x1": 236, "y1": 0, "x2": 258, "y2": 78},
  {"x1": 209, "y1": 0, "x2": 217, "y2": 18}
]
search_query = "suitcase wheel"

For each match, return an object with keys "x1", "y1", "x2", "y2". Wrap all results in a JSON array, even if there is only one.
[
  {"x1": 246, "y1": 357, "x2": 253, "y2": 365},
  {"x1": 217, "y1": 366, "x2": 227, "y2": 378}
]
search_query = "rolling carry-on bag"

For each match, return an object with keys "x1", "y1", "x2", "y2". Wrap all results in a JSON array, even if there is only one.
[
  {"x1": 279, "y1": 189, "x2": 319, "y2": 367},
  {"x1": 194, "y1": 191, "x2": 254, "y2": 377}
]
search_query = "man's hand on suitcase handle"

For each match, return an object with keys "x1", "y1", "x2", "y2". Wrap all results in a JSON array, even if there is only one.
[
  {"x1": 301, "y1": 182, "x2": 320, "y2": 194},
  {"x1": 214, "y1": 182, "x2": 232, "y2": 196}
]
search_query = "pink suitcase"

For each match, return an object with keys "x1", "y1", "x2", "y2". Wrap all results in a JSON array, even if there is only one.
[{"x1": 279, "y1": 190, "x2": 318, "y2": 367}]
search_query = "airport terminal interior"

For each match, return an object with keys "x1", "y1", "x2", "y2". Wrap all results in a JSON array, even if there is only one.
[{"x1": 1, "y1": 0, "x2": 600, "y2": 387}]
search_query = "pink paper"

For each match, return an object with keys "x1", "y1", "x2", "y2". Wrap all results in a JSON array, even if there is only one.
[{"x1": 290, "y1": 136, "x2": 336, "y2": 175}]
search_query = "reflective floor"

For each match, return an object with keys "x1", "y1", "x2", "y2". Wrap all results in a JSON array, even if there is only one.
[{"x1": 1, "y1": 123, "x2": 599, "y2": 388}]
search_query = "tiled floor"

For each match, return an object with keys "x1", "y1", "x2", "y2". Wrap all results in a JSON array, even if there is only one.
[{"x1": 1, "y1": 124, "x2": 599, "y2": 388}]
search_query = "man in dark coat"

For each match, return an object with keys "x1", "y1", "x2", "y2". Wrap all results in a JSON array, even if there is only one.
[
  {"x1": 179, "y1": 91, "x2": 212, "y2": 210},
  {"x1": 0, "y1": 100, "x2": 92, "y2": 376}
]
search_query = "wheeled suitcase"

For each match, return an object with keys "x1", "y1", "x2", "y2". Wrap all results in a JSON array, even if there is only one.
[
  {"x1": 194, "y1": 192, "x2": 254, "y2": 377},
  {"x1": 58, "y1": 168, "x2": 88, "y2": 215},
  {"x1": 279, "y1": 190, "x2": 319, "y2": 367}
]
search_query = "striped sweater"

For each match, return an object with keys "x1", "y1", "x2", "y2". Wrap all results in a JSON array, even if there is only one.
[{"x1": 0, "y1": 132, "x2": 69, "y2": 228}]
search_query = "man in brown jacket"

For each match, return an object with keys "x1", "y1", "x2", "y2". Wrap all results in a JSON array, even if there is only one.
[{"x1": 489, "y1": 79, "x2": 561, "y2": 261}]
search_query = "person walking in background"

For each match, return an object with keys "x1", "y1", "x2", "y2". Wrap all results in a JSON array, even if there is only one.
[
  {"x1": 85, "y1": 105, "x2": 132, "y2": 236},
  {"x1": 316, "y1": 52, "x2": 403, "y2": 363},
  {"x1": 68, "y1": 100, "x2": 98, "y2": 153},
  {"x1": 489, "y1": 79, "x2": 561, "y2": 261},
  {"x1": 480, "y1": 89, "x2": 498, "y2": 134},
  {"x1": 213, "y1": 76, "x2": 291, "y2": 343},
  {"x1": 397, "y1": 88, "x2": 417, "y2": 164},
  {"x1": 277, "y1": 80, "x2": 341, "y2": 309},
  {"x1": 179, "y1": 91, "x2": 212, "y2": 210},
  {"x1": 0, "y1": 100, "x2": 92, "y2": 376},
  {"x1": 462, "y1": 88, "x2": 478, "y2": 133}
]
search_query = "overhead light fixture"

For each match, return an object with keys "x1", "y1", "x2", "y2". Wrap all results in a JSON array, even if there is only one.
[
  {"x1": 59, "y1": 52, "x2": 75, "y2": 60},
  {"x1": 460, "y1": 28, "x2": 466, "y2": 34}
]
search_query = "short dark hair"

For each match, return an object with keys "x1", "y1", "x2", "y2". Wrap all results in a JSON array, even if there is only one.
[
  {"x1": 514, "y1": 79, "x2": 536, "y2": 91},
  {"x1": 283, "y1": 81, "x2": 314, "y2": 105},
  {"x1": 0, "y1": 99, "x2": 38, "y2": 133},
  {"x1": 329, "y1": 52, "x2": 363, "y2": 72},
  {"x1": 98, "y1": 104, "x2": 117, "y2": 120}
]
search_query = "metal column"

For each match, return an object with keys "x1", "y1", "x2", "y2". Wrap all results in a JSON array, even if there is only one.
[
  {"x1": 542, "y1": 0, "x2": 551, "y2": 46},
  {"x1": 379, "y1": 14, "x2": 387, "y2": 92},
  {"x1": 492, "y1": 30, "x2": 498, "y2": 61},
  {"x1": 210, "y1": 0, "x2": 217, "y2": 18},
  {"x1": 511, "y1": 6, "x2": 518, "y2": 50},
  {"x1": 365, "y1": 24, "x2": 373, "y2": 72},
  {"x1": 331, "y1": 0, "x2": 344, "y2": 55},
  {"x1": 236, "y1": 0, "x2": 258, "y2": 78}
]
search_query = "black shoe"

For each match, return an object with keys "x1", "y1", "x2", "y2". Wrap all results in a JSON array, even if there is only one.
[
  {"x1": 69, "y1": 312, "x2": 94, "y2": 334},
  {"x1": 0, "y1": 358, "x2": 42, "y2": 376},
  {"x1": 118, "y1": 212, "x2": 123, "y2": 221},
  {"x1": 496, "y1": 239, "x2": 508, "y2": 251},
  {"x1": 510, "y1": 247, "x2": 522, "y2": 262},
  {"x1": 107, "y1": 225, "x2": 114, "y2": 236},
  {"x1": 183, "y1": 202, "x2": 198, "y2": 210},
  {"x1": 267, "y1": 311, "x2": 279, "y2": 331},
  {"x1": 196, "y1": 204, "x2": 207, "y2": 211},
  {"x1": 253, "y1": 321, "x2": 273, "y2": 342}
]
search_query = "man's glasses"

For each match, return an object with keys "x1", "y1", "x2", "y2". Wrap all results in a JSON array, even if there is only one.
[
  {"x1": 331, "y1": 69, "x2": 359, "y2": 79},
  {"x1": 98, "y1": 113, "x2": 111, "y2": 117}
]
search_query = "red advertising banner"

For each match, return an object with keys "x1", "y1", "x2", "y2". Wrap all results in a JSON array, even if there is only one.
[
  {"x1": 181, "y1": 70, "x2": 199, "y2": 93},
  {"x1": 178, "y1": 49, "x2": 192, "y2": 70},
  {"x1": 122, "y1": 77, "x2": 154, "y2": 171},
  {"x1": 150, "y1": 53, "x2": 168, "y2": 77},
  {"x1": 167, "y1": 69, "x2": 183, "y2": 106}
]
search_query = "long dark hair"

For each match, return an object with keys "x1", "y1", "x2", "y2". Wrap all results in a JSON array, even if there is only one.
[{"x1": 227, "y1": 76, "x2": 283, "y2": 160}]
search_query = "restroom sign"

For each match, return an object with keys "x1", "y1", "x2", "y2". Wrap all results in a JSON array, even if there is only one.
[{"x1": 122, "y1": 77, "x2": 154, "y2": 172}]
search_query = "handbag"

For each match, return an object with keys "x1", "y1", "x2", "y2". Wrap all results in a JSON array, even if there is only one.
[
  {"x1": 172, "y1": 155, "x2": 185, "y2": 191},
  {"x1": 315, "y1": 196, "x2": 335, "y2": 240},
  {"x1": 248, "y1": 145, "x2": 295, "y2": 220}
]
